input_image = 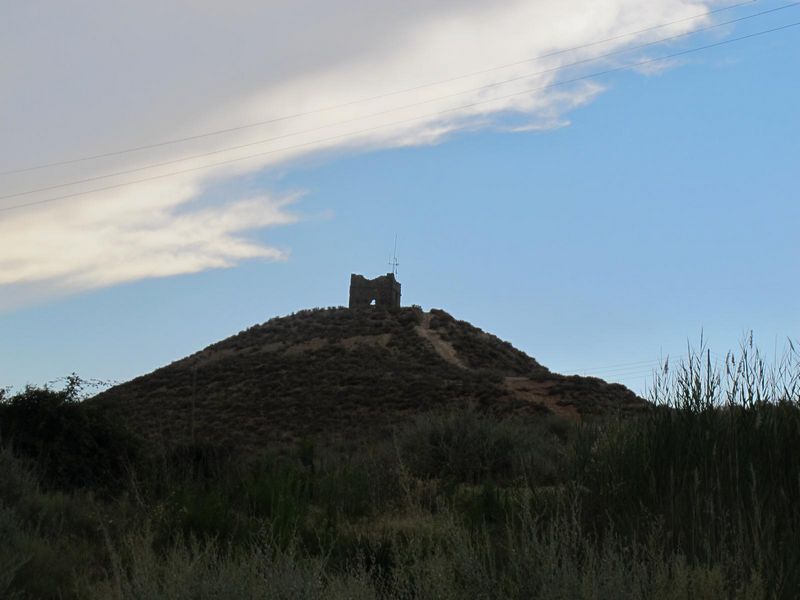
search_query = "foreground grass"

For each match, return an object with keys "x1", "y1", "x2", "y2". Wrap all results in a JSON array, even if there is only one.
[{"x1": 1, "y1": 338, "x2": 799, "y2": 598}]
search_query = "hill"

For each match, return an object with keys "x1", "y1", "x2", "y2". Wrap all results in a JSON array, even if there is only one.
[{"x1": 93, "y1": 307, "x2": 646, "y2": 451}]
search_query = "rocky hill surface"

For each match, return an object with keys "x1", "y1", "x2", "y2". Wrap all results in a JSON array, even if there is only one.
[{"x1": 93, "y1": 307, "x2": 646, "y2": 450}]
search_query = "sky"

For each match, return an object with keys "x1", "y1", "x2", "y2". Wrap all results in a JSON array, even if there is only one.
[{"x1": 1, "y1": 0, "x2": 798, "y2": 395}]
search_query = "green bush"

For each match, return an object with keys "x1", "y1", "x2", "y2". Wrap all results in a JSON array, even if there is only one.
[
  {"x1": 0, "y1": 447, "x2": 101, "y2": 600},
  {"x1": 0, "y1": 384, "x2": 139, "y2": 495},
  {"x1": 397, "y1": 408, "x2": 565, "y2": 486},
  {"x1": 0, "y1": 504, "x2": 29, "y2": 599}
]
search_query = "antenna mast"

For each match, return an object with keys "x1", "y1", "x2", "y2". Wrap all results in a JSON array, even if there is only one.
[{"x1": 389, "y1": 234, "x2": 399, "y2": 276}]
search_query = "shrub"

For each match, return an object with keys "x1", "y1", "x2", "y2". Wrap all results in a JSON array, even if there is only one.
[
  {"x1": 0, "y1": 504, "x2": 29, "y2": 599},
  {"x1": 397, "y1": 408, "x2": 565, "y2": 486},
  {"x1": 0, "y1": 447, "x2": 101, "y2": 600},
  {"x1": 0, "y1": 383, "x2": 139, "y2": 495}
]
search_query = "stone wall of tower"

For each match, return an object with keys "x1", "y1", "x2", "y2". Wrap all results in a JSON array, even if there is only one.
[{"x1": 349, "y1": 273, "x2": 401, "y2": 309}]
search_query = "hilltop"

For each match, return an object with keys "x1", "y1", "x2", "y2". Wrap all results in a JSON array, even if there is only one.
[{"x1": 93, "y1": 307, "x2": 645, "y2": 451}]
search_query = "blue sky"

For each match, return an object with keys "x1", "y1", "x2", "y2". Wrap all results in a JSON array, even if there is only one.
[{"x1": 1, "y1": 1, "x2": 798, "y2": 394}]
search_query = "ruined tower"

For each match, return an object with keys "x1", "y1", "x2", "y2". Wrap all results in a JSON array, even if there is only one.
[{"x1": 349, "y1": 273, "x2": 401, "y2": 309}]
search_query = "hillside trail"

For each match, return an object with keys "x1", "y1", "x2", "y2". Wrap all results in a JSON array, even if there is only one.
[
  {"x1": 503, "y1": 376, "x2": 582, "y2": 421},
  {"x1": 415, "y1": 313, "x2": 579, "y2": 420},
  {"x1": 415, "y1": 313, "x2": 467, "y2": 369}
]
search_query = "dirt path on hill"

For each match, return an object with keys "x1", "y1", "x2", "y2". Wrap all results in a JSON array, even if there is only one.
[
  {"x1": 415, "y1": 313, "x2": 467, "y2": 369},
  {"x1": 503, "y1": 376, "x2": 582, "y2": 421}
]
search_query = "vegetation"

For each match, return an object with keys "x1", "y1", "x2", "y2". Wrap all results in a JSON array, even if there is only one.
[
  {"x1": 1, "y1": 337, "x2": 799, "y2": 598},
  {"x1": 90, "y1": 307, "x2": 641, "y2": 452},
  {"x1": 0, "y1": 376, "x2": 138, "y2": 496}
]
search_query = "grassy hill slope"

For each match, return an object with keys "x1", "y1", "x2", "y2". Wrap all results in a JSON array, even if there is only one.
[{"x1": 93, "y1": 307, "x2": 644, "y2": 450}]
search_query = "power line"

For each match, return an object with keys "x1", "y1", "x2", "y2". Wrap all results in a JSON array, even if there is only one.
[
  {"x1": 3, "y1": 2, "x2": 795, "y2": 203},
  {"x1": 591, "y1": 365, "x2": 665, "y2": 377},
  {"x1": 568, "y1": 351, "x2": 724, "y2": 377},
  {"x1": 2, "y1": 20, "x2": 797, "y2": 214},
  {"x1": 0, "y1": 0, "x2": 759, "y2": 177},
  {"x1": 580, "y1": 363, "x2": 663, "y2": 376},
  {"x1": 583, "y1": 363, "x2": 663, "y2": 376},
  {"x1": 578, "y1": 358, "x2": 661, "y2": 371}
]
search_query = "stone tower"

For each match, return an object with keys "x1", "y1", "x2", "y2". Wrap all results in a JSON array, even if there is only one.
[{"x1": 349, "y1": 273, "x2": 401, "y2": 309}]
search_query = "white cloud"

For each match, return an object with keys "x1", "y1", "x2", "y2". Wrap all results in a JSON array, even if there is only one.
[
  {"x1": 0, "y1": 0, "x2": 723, "y2": 308},
  {"x1": 0, "y1": 183, "x2": 298, "y2": 295}
]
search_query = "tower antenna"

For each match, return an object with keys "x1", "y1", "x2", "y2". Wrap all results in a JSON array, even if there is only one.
[{"x1": 388, "y1": 234, "x2": 399, "y2": 276}]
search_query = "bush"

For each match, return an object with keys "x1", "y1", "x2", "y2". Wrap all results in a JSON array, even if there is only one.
[
  {"x1": 0, "y1": 383, "x2": 139, "y2": 495},
  {"x1": 0, "y1": 504, "x2": 29, "y2": 599},
  {"x1": 0, "y1": 446, "x2": 101, "y2": 600},
  {"x1": 397, "y1": 408, "x2": 565, "y2": 486}
]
